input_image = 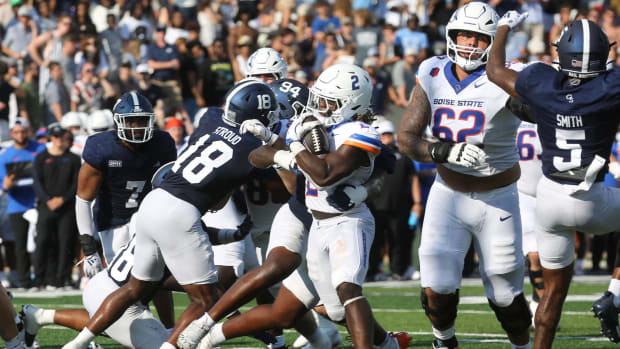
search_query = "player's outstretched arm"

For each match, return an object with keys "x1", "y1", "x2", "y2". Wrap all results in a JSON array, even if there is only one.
[
  {"x1": 397, "y1": 85, "x2": 433, "y2": 162},
  {"x1": 487, "y1": 11, "x2": 529, "y2": 97}
]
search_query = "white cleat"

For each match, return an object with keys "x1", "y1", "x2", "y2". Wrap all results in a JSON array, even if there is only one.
[
  {"x1": 177, "y1": 320, "x2": 211, "y2": 349},
  {"x1": 294, "y1": 311, "x2": 341, "y2": 348},
  {"x1": 197, "y1": 331, "x2": 216, "y2": 349},
  {"x1": 21, "y1": 304, "x2": 44, "y2": 347}
]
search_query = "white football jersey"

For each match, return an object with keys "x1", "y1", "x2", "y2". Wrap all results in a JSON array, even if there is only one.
[
  {"x1": 244, "y1": 173, "x2": 288, "y2": 235},
  {"x1": 417, "y1": 56, "x2": 523, "y2": 176},
  {"x1": 304, "y1": 121, "x2": 381, "y2": 213},
  {"x1": 516, "y1": 121, "x2": 543, "y2": 197}
]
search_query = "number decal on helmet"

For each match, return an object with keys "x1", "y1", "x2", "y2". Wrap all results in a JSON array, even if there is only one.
[
  {"x1": 257, "y1": 95, "x2": 272, "y2": 110},
  {"x1": 351, "y1": 75, "x2": 360, "y2": 90}
]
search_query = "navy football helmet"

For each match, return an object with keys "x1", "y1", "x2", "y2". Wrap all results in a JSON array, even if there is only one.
[
  {"x1": 269, "y1": 78, "x2": 309, "y2": 119},
  {"x1": 555, "y1": 19, "x2": 611, "y2": 79},
  {"x1": 223, "y1": 79, "x2": 279, "y2": 129},
  {"x1": 112, "y1": 92, "x2": 155, "y2": 143}
]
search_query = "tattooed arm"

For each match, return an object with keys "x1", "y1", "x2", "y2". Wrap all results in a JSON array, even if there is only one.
[{"x1": 397, "y1": 85, "x2": 434, "y2": 162}]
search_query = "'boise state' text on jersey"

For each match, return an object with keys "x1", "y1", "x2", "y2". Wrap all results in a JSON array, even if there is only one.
[
  {"x1": 160, "y1": 108, "x2": 262, "y2": 214},
  {"x1": 515, "y1": 64, "x2": 620, "y2": 183},
  {"x1": 82, "y1": 130, "x2": 177, "y2": 231},
  {"x1": 417, "y1": 56, "x2": 523, "y2": 176}
]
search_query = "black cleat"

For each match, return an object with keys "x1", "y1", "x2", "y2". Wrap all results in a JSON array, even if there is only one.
[
  {"x1": 592, "y1": 291, "x2": 620, "y2": 343},
  {"x1": 431, "y1": 337, "x2": 459, "y2": 349}
]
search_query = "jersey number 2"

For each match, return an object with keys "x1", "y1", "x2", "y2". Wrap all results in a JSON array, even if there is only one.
[{"x1": 172, "y1": 134, "x2": 234, "y2": 183}]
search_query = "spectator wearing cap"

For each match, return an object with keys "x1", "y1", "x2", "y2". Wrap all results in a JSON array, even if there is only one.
[
  {"x1": 3, "y1": 0, "x2": 24, "y2": 30},
  {"x1": 363, "y1": 58, "x2": 391, "y2": 115},
  {"x1": 352, "y1": 9, "x2": 382, "y2": 66},
  {"x1": 33, "y1": 123, "x2": 80, "y2": 289},
  {"x1": 35, "y1": 128, "x2": 47, "y2": 144},
  {"x1": 146, "y1": 24, "x2": 184, "y2": 113},
  {"x1": 0, "y1": 118, "x2": 46, "y2": 289},
  {"x1": 165, "y1": 117, "x2": 189, "y2": 154},
  {"x1": 391, "y1": 47, "x2": 419, "y2": 108},
  {"x1": 2, "y1": 5, "x2": 36, "y2": 65},
  {"x1": 135, "y1": 63, "x2": 165, "y2": 126},
  {"x1": 43, "y1": 61, "x2": 70, "y2": 125},
  {"x1": 395, "y1": 15, "x2": 428, "y2": 61},
  {"x1": 233, "y1": 35, "x2": 253, "y2": 81},
  {"x1": 367, "y1": 116, "x2": 420, "y2": 281}
]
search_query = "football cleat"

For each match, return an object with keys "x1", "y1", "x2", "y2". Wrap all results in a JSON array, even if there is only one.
[
  {"x1": 178, "y1": 319, "x2": 212, "y2": 349},
  {"x1": 592, "y1": 291, "x2": 620, "y2": 343},
  {"x1": 431, "y1": 338, "x2": 459, "y2": 349},
  {"x1": 21, "y1": 305, "x2": 44, "y2": 347},
  {"x1": 294, "y1": 311, "x2": 342, "y2": 348}
]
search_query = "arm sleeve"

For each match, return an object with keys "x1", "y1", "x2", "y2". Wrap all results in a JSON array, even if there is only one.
[
  {"x1": 75, "y1": 195, "x2": 96, "y2": 237},
  {"x1": 32, "y1": 152, "x2": 50, "y2": 202}
]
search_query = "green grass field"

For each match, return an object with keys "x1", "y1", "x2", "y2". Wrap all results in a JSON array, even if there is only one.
[{"x1": 7, "y1": 275, "x2": 619, "y2": 348}]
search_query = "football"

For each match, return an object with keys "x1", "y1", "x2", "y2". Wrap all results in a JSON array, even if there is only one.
[{"x1": 301, "y1": 115, "x2": 330, "y2": 156}]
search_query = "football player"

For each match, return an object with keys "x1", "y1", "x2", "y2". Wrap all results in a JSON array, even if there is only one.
[
  {"x1": 397, "y1": 3, "x2": 533, "y2": 349},
  {"x1": 62, "y1": 80, "x2": 279, "y2": 349},
  {"x1": 179, "y1": 64, "x2": 411, "y2": 349},
  {"x1": 487, "y1": 14, "x2": 620, "y2": 349},
  {"x1": 246, "y1": 48, "x2": 288, "y2": 83}
]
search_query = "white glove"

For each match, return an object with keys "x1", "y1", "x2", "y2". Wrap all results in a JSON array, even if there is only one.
[
  {"x1": 82, "y1": 254, "x2": 103, "y2": 278},
  {"x1": 446, "y1": 143, "x2": 486, "y2": 168},
  {"x1": 498, "y1": 11, "x2": 529, "y2": 30},
  {"x1": 239, "y1": 119, "x2": 278, "y2": 145},
  {"x1": 286, "y1": 114, "x2": 322, "y2": 144},
  {"x1": 609, "y1": 161, "x2": 620, "y2": 180}
]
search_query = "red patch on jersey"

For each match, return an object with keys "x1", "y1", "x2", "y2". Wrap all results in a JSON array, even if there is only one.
[
  {"x1": 45, "y1": 158, "x2": 53, "y2": 164},
  {"x1": 430, "y1": 68, "x2": 440, "y2": 77}
]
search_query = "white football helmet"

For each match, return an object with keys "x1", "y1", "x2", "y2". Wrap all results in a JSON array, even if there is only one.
[
  {"x1": 307, "y1": 64, "x2": 372, "y2": 126},
  {"x1": 446, "y1": 2, "x2": 498, "y2": 71},
  {"x1": 246, "y1": 48, "x2": 288, "y2": 81},
  {"x1": 88, "y1": 109, "x2": 114, "y2": 135}
]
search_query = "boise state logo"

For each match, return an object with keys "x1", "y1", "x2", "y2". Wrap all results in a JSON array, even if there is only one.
[{"x1": 430, "y1": 68, "x2": 440, "y2": 77}]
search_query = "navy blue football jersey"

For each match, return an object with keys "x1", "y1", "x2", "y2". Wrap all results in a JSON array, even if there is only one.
[
  {"x1": 160, "y1": 107, "x2": 263, "y2": 214},
  {"x1": 515, "y1": 63, "x2": 620, "y2": 183},
  {"x1": 82, "y1": 130, "x2": 177, "y2": 230}
]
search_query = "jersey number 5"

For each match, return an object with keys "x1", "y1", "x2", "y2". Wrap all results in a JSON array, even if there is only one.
[
  {"x1": 553, "y1": 129, "x2": 585, "y2": 171},
  {"x1": 432, "y1": 108, "x2": 485, "y2": 143},
  {"x1": 172, "y1": 134, "x2": 234, "y2": 184}
]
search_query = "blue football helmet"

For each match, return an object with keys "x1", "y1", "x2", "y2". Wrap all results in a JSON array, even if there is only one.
[
  {"x1": 555, "y1": 19, "x2": 611, "y2": 79},
  {"x1": 223, "y1": 80, "x2": 279, "y2": 129},
  {"x1": 269, "y1": 78, "x2": 309, "y2": 119},
  {"x1": 112, "y1": 92, "x2": 155, "y2": 143}
]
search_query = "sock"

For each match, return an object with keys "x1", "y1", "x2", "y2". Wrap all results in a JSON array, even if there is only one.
[
  {"x1": 4, "y1": 335, "x2": 24, "y2": 349},
  {"x1": 432, "y1": 326, "x2": 455, "y2": 341},
  {"x1": 74, "y1": 327, "x2": 96, "y2": 346},
  {"x1": 307, "y1": 328, "x2": 326, "y2": 345},
  {"x1": 511, "y1": 342, "x2": 531, "y2": 349},
  {"x1": 159, "y1": 342, "x2": 176, "y2": 349},
  {"x1": 209, "y1": 323, "x2": 226, "y2": 346},
  {"x1": 198, "y1": 313, "x2": 216, "y2": 328},
  {"x1": 609, "y1": 279, "x2": 620, "y2": 307},
  {"x1": 40, "y1": 309, "x2": 56, "y2": 326}
]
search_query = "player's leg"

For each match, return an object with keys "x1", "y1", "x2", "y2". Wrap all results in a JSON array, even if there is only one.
[
  {"x1": 417, "y1": 180, "x2": 471, "y2": 349},
  {"x1": 592, "y1": 227, "x2": 620, "y2": 342},
  {"x1": 475, "y1": 184, "x2": 531, "y2": 347},
  {"x1": 0, "y1": 284, "x2": 23, "y2": 349}
]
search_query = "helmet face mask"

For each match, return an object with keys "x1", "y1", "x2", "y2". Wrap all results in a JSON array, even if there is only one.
[
  {"x1": 445, "y1": 2, "x2": 498, "y2": 71},
  {"x1": 113, "y1": 92, "x2": 155, "y2": 143},
  {"x1": 306, "y1": 64, "x2": 372, "y2": 126}
]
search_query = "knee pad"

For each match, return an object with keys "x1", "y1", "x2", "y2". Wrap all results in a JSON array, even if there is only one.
[
  {"x1": 488, "y1": 293, "x2": 531, "y2": 335},
  {"x1": 421, "y1": 288, "x2": 459, "y2": 329}
]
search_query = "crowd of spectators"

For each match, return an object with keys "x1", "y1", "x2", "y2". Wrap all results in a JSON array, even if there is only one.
[{"x1": 0, "y1": 0, "x2": 616, "y2": 289}]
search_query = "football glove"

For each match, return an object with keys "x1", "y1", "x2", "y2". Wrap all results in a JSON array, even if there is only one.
[
  {"x1": 240, "y1": 119, "x2": 278, "y2": 145},
  {"x1": 327, "y1": 184, "x2": 368, "y2": 212},
  {"x1": 428, "y1": 142, "x2": 486, "y2": 168},
  {"x1": 285, "y1": 113, "x2": 322, "y2": 145},
  {"x1": 82, "y1": 254, "x2": 103, "y2": 278},
  {"x1": 498, "y1": 11, "x2": 529, "y2": 30}
]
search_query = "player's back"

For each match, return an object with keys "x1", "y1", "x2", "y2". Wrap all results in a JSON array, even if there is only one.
[
  {"x1": 516, "y1": 121, "x2": 543, "y2": 197},
  {"x1": 160, "y1": 107, "x2": 262, "y2": 215},
  {"x1": 305, "y1": 120, "x2": 381, "y2": 213},
  {"x1": 82, "y1": 130, "x2": 176, "y2": 230},
  {"x1": 416, "y1": 56, "x2": 522, "y2": 176},
  {"x1": 515, "y1": 63, "x2": 620, "y2": 183}
]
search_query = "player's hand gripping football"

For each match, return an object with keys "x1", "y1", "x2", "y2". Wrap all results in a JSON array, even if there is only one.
[
  {"x1": 428, "y1": 142, "x2": 486, "y2": 168},
  {"x1": 240, "y1": 119, "x2": 278, "y2": 145},
  {"x1": 498, "y1": 11, "x2": 529, "y2": 30},
  {"x1": 286, "y1": 112, "x2": 323, "y2": 144},
  {"x1": 82, "y1": 253, "x2": 103, "y2": 278}
]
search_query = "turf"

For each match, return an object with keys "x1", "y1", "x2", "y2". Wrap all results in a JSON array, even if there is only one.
[{"x1": 8, "y1": 279, "x2": 619, "y2": 348}]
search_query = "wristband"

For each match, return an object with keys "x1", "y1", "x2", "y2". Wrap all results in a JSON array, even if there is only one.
[
  {"x1": 79, "y1": 234, "x2": 98, "y2": 256},
  {"x1": 273, "y1": 150, "x2": 295, "y2": 171},
  {"x1": 289, "y1": 141, "x2": 306, "y2": 156}
]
